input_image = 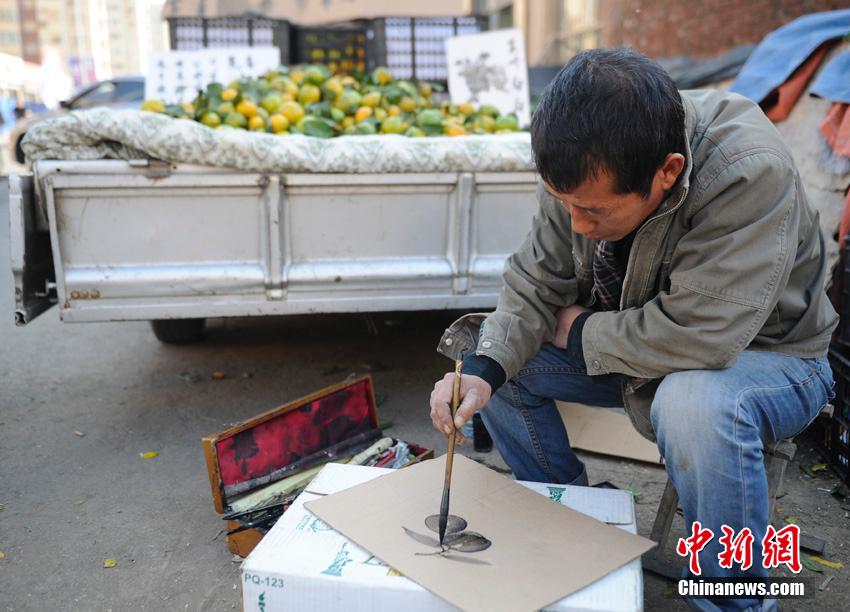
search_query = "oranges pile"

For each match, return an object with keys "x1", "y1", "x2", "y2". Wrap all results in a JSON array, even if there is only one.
[{"x1": 141, "y1": 64, "x2": 523, "y2": 138}]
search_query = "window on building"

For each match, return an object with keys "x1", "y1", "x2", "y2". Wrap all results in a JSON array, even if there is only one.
[
  {"x1": 556, "y1": 0, "x2": 601, "y2": 62},
  {"x1": 495, "y1": 5, "x2": 513, "y2": 29}
]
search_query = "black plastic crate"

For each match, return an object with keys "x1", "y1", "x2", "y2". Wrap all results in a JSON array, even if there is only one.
[
  {"x1": 370, "y1": 16, "x2": 488, "y2": 82},
  {"x1": 819, "y1": 347, "x2": 850, "y2": 484},
  {"x1": 292, "y1": 23, "x2": 370, "y2": 74},
  {"x1": 840, "y1": 240, "x2": 850, "y2": 348},
  {"x1": 167, "y1": 16, "x2": 292, "y2": 64},
  {"x1": 167, "y1": 14, "x2": 488, "y2": 83}
]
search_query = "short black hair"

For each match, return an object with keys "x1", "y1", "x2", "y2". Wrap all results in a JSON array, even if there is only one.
[{"x1": 531, "y1": 48, "x2": 685, "y2": 199}]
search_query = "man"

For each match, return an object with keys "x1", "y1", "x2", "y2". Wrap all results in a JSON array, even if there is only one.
[{"x1": 429, "y1": 48, "x2": 837, "y2": 611}]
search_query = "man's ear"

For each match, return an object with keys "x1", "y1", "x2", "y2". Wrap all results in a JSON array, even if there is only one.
[{"x1": 657, "y1": 153, "x2": 686, "y2": 191}]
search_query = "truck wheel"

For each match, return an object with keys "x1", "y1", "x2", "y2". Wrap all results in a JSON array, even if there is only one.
[
  {"x1": 14, "y1": 135, "x2": 26, "y2": 164},
  {"x1": 151, "y1": 318, "x2": 206, "y2": 344}
]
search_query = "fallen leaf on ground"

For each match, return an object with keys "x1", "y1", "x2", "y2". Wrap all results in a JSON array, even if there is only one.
[
  {"x1": 801, "y1": 554, "x2": 824, "y2": 573},
  {"x1": 73, "y1": 430, "x2": 86, "y2": 437},
  {"x1": 622, "y1": 484, "x2": 641, "y2": 501},
  {"x1": 211, "y1": 372, "x2": 226, "y2": 381},
  {"x1": 0, "y1": 550, "x2": 5, "y2": 560},
  {"x1": 784, "y1": 515, "x2": 798, "y2": 525},
  {"x1": 809, "y1": 556, "x2": 844, "y2": 570},
  {"x1": 139, "y1": 451, "x2": 159, "y2": 459},
  {"x1": 0, "y1": 502, "x2": 4, "y2": 511},
  {"x1": 73, "y1": 499, "x2": 85, "y2": 506},
  {"x1": 809, "y1": 463, "x2": 827, "y2": 473},
  {"x1": 103, "y1": 558, "x2": 117, "y2": 568}
]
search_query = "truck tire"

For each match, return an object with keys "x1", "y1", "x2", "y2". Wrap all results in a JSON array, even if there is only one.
[
  {"x1": 14, "y1": 134, "x2": 26, "y2": 164},
  {"x1": 151, "y1": 318, "x2": 206, "y2": 344}
]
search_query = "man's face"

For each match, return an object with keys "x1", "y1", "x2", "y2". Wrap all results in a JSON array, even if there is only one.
[
  {"x1": 542, "y1": 154, "x2": 685, "y2": 242},
  {"x1": 543, "y1": 174, "x2": 658, "y2": 242}
]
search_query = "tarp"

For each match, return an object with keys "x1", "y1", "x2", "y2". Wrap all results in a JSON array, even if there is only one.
[
  {"x1": 656, "y1": 44, "x2": 755, "y2": 89},
  {"x1": 21, "y1": 108, "x2": 534, "y2": 174},
  {"x1": 811, "y1": 51, "x2": 850, "y2": 104},
  {"x1": 730, "y1": 9, "x2": 850, "y2": 104}
]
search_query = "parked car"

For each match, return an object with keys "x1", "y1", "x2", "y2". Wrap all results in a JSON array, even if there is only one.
[{"x1": 10, "y1": 76, "x2": 144, "y2": 164}]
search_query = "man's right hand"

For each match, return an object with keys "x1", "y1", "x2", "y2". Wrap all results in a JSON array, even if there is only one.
[{"x1": 429, "y1": 373, "x2": 492, "y2": 444}]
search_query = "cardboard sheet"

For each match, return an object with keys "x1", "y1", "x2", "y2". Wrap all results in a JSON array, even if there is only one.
[
  {"x1": 305, "y1": 455, "x2": 654, "y2": 612},
  {"x1": 242, "y1": 463, "x2": 645, "y2": 611},
  {"x1": 557, "y1": 402, "x2": 663, "y2": 465}
]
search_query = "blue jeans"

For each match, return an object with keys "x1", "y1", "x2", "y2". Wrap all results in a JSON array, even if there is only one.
[{"x1": 480, "y1": 343, "x2": 834, "y2": 612}]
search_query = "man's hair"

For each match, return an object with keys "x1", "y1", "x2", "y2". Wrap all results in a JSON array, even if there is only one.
[{"x1": 531, "y1": 48, "x2": 685, "y2": 199}]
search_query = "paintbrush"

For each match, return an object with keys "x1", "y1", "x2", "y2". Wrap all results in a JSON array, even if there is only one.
[{"x1": 438, "y1": 359, "x2": 463, "y2": 546}]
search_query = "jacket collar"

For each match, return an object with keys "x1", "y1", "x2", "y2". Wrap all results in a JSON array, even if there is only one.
[{"x1": 651, "y1": 93, "x2": 696, "y2": 218}]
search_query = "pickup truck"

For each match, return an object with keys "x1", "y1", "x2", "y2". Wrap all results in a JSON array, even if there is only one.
[{"x1": 9, "y1": 159, "x2": 538, "y2": 342}]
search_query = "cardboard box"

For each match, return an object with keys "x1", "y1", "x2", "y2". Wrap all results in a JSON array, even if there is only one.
[
  {"x1": 557, "y1": 402, "x2": 662, "y2": 465},
  {"x1": 202, "y1": 376, "x2": 433, "y2": 556},
  {"x1": 242, "y1": 463, "x2": 643, "y2": 611}
]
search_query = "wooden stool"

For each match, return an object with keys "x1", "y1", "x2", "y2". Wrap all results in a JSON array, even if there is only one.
[{"x1": 643, "y1": 439, "x2": 797, "y2": 579}]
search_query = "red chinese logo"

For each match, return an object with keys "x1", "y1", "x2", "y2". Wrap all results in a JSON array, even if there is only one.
[
  {"x1": 677, "y1": 522, "x2": 801, "y2": 574},
  {"x1": 676, "y1": 521, "x2": 714, "y2": 575},
  {"x1": 717, "y1": 526, "x2": 755, "y2": 570},
  {"x1": 762, "y1": 524, "x2": 801, "y2": 573}
]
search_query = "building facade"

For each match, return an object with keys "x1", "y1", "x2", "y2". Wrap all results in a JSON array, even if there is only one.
[{"x1": 477, "y1": 0, "x2": 848, "y2": 65}]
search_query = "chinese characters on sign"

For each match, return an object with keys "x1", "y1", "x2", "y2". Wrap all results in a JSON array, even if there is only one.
[
  {"x1": 676, "y1": 522, "x2": 801, "y2": 575},
  {"x1": 445, "y1": 28, "x2": 531, "y2": 127},
  {"x1": 145, "y1": 47, "x2": 281, "y2": 103}
]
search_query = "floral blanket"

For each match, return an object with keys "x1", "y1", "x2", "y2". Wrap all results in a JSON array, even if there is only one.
[{"x1": 22, "y1": 108, "x2": 535, "y2": 174}]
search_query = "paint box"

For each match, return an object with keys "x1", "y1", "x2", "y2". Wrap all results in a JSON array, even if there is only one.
[
  {"x1": 202, "y1": 375, "x2": 433, "y2": 557},
  {"x1": 241, "y1": 463, "x2": 644, "y2": 612}
]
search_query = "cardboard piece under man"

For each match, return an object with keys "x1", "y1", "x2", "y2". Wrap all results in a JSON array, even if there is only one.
[{"x1": 430, "y1": 48, "x2": 836, "y2": 612}]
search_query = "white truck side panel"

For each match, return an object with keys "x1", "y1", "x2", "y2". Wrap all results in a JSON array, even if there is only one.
[{"x1": 25, "y1": 161, "x2": 539, "y2": 323}]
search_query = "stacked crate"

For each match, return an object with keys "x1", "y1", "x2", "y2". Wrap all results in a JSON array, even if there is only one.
[
  {"x1": 820, "y1": 242, "x2": 850, "y2": 485},
  {"x1": 166, "y1": 14, "x2": 488, "y2": 84},
  {"x1": 824, "y1": 347, "x2": 850, "y2": 484}
]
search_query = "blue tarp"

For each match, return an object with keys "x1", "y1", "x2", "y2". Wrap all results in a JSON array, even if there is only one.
[
  {"x1": 811, "y1": 51, "x2": 850, "y2": 104},
  {"x1": 730, "y1": 9, "x2": 850, "y2": 103}
]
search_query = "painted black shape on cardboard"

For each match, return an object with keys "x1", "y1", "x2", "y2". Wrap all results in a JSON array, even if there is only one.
[{"x1": 403, "y1": 514, "x2": 492, "y2": 560}]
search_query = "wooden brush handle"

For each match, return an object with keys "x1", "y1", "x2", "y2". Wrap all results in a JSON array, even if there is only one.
[{"x1": 443, "y1": 359, "x2": 462, "y2": 486}]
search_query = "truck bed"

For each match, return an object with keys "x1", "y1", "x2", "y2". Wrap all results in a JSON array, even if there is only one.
[{"x1": 12, "y1": 160, "x2": 539, "y2": 325}]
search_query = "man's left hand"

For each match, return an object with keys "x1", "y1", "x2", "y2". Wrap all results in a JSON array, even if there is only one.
[{"x1": 553, "y1": 305, "x2": 590, "y2": 349}]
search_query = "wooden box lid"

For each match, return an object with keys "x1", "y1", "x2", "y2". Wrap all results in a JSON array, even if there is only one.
[{"x1": 202, "y1": 375, "x2": 379, "y2": 513}]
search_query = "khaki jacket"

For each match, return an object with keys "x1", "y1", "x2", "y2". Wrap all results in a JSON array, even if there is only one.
[{"x1": 438, "y1": 89, "x2": 838, "y2": 441}]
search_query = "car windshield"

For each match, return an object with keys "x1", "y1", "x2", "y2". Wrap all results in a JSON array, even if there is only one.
[
  {"x1": 71, "y1": 80, "x2": 144, "y2": 109},
  {"x1": 112, "y1": 80, "x2": 145, "y2": 103}
]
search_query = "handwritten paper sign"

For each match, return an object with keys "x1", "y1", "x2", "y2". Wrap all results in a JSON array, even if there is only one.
[
  {"x1": 145, "y1": 47, "x2": 281, "y2": 103},
  {"x1": 445, "y1": 28, "x2": 531, "y2": 127}
]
